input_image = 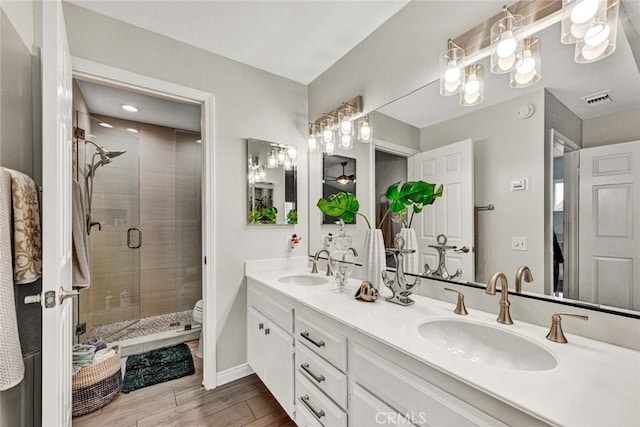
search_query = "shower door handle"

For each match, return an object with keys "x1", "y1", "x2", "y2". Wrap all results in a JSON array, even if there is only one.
[{"x1": 127, "y1": 227, "x2": 142, "y2": 249}]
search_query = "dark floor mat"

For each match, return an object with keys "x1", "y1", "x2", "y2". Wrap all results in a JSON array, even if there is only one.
[{"x1": 121, "y1": 343, "x2": 195, "y2": 393}]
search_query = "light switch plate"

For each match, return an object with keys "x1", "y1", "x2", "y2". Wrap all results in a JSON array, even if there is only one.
[{"x1": 512, "y1": 236, "x2": 528, "y2": 251}]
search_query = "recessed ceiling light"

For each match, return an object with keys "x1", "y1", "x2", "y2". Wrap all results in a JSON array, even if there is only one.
[
  {"x1": 126, "y1": 128, "x2": 139, "y2": 134},
  {"x1": 99, "y1": 122, "x2": 113, "y2": 128},
  {"x1": 196, "y1": 139, "x2": 202, "y2": 144},
  {"x1": 121, "y1": 104, "x2": 140, "y2": 112}
]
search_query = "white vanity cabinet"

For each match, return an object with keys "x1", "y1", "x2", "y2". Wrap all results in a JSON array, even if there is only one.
[{"x1": 246, "y1": 288, "x2": 294, "y2": 416}]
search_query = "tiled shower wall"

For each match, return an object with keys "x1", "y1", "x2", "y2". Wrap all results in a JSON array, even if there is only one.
[{"x1": 90, "y1": 113, "x2": 202, "y2": 326}]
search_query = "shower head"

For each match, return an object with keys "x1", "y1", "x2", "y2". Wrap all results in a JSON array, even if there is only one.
[
  {"x1": 87, "y1": 157, "x2": 113, "y2": 178},
  {"x1": 86, "y1": 140, "x2": 127, "y2": 161}
]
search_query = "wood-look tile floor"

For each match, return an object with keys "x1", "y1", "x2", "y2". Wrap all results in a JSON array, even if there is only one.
[{"x1": 73, "y1": 341, "x2": 294, "y2": 427}]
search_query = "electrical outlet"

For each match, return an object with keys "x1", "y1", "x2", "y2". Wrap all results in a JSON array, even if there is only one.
[{"x1": 512, "y1": 236, "x2": 528, "y2": 251}]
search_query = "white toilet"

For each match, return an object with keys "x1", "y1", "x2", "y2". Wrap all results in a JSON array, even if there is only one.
[{"x1": 192, "y1": 299, "x2": 204, "y2": 358}]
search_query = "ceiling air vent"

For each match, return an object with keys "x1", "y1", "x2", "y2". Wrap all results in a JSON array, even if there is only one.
[{"x1": 581, "y1": 91, "x2": 613, "y2": 106}]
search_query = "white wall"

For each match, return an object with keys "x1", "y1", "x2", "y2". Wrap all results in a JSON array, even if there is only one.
[
  {"x1": 582, "y1": 105, "x2": 640, "y2": 147},
  {"x1": 62, "y1": 3, "x2": 308, "y2": 372},
  {"x1": 420, "y1": 90, "x2": 546, "y2": 291},
  {"x1": 370, "y1": 111, "x2": 420, "y2": 151}
]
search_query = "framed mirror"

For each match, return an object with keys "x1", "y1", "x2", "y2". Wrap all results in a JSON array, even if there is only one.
[
  {"x1": 308, "y1": 18, "x2": 640, "y2": 318},
  {"x1": 322, "y1": 154, "x2": 357, "y2": 224},
  {"x1": 247, "y1": 138, "x2": 297, "y2": 225}
]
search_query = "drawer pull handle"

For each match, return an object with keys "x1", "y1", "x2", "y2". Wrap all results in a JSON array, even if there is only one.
[
  {"x1": 301, "y1": 363, "x2": 325, "y2": 383},
  {"x1": 300, "y1": 331, "x2": 325, "y2": 348},
  {"x1": 300, "y1": 394, "x2": 325, "y2": 420}
]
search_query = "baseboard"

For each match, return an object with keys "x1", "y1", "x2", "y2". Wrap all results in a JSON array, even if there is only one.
[{"x1": 216, "y1": 363, "x2": 254, "y2": 386}]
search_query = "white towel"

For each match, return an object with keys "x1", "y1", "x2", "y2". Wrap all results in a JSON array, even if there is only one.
[
  {"x1": 0, "y1": 168, "x2": 25, "y2": 390},
  {"x1": 72, "y1": 179, "x2": 90, "y2": 287}
]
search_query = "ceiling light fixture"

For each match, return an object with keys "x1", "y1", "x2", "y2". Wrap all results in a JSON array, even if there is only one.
[
  {"x1": 490, "y1": 6, "x2": 524, "y2": 74},
  {"x1": 98, "y1": 122, "x2": 113, "y2": 128},
  {"x1": 439, "y1": 40, "x2": 466, "y2": 96},
  {"x1": 460, "y1": 64, "x2": 485, "y2": 107},
  {"x1": 510, "y1": 37, "x2": 542, "y2": 88},
  {"x1": 121, "y1": 104, "x2": 140, "y2": 112},
  {"x1": 126, "y1": 128, "x2": 139, "y2": 134}
]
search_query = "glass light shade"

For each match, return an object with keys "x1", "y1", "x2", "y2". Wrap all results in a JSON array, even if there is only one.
[
  {"x1": 287, "y1": 146, "x2": 297, "y2": 160},
  {"x1": 277, "y1": 150, "x2": 286, "y2": 165},
  {"x1": 267, "y1": 152, "x2": 278, "y2": 168},
  {"x1": 338, "y1": 108, "x2": 354, "y2": 136},
  {"x1": 324, "y1": 141, "x2": 335, "y2": 156},
  {"x1": 358, "y1": 116, "x2": 373, "y2": 143},
  {"x1": 460, "y1": 64, "x2": 485, "y2": 107},
  {"x1": 561, "y1": 0, "x2": 607, "y2": 44},
  {"x1": 340, "y1": 134, "x2": 353, "y2": 150},
  {"x1": 510, "y1": 37, "x2": 542, "y2": 88},
  {"x1": 439, "y1": 45, "x2": 466, "y2": 96},
  {"x1": 490, "y1": 14, "x2": 524, "y2": 74},
  {"x1": 575, "y1": 0, "x2": 618, "y2": 63},
  {"x1": 308, "y1": 135, "x2": 318, "y2": 151},
  {"x1": 284, "y1": 158, "x2": 293, "y2": 171}
]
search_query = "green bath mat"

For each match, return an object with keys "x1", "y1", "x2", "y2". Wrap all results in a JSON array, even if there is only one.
[{"x1": 121, "y1": 343, "x2": 195, "y2": 393}]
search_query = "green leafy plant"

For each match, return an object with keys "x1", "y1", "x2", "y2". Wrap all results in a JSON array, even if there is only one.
[
  {"x1": 382, "y1": 181, "x2": 443, "y2": 228},
  {"x1": 286, "y1": 209, "x2": 298, "y2": 225},
  {"x1": 261, "y1": 207, "x2": 278, "y2": 224},
  {"x1": 316, "y1": 181, "x2": 443, "y2": 230},
  {"x1": 248, "y1": 208, "x2": 262, "y2": 224},
  {"x1": 317, "y1": 192, "x2": 372, "y2": 228}
]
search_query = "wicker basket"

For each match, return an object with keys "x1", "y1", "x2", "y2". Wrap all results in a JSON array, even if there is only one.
[{"x1": 72, "y1": 347, "x2": 122, "y2": 417}]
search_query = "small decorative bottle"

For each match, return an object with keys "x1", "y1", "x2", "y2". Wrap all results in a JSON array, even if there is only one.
[{"x1": 328, "y1": 221, "x2": 356, "y2": 294}]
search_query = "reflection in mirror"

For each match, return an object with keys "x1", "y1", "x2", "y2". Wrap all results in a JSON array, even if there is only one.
[
  {"x1": 322, "y1": 154, "x2": 356, "y2": 224},
  {"x1": 372, "y1": 20, "x2": 640, "y2": 315},
  {"x1": 247, "y1": 138, "x2": 297, "y2": 225}
]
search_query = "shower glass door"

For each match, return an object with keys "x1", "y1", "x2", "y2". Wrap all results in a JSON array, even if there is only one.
[{"x1": 77, "y1": 111, "x2": 141, "y2": 341}]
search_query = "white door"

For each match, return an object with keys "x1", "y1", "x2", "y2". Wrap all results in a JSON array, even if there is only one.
[
  {"x1": 247, "y1": 307, "x2": 267, "y2": 380},
  {"x1": 579, "y1": 140, "x2": 640, "y2": 310},
  {"x1": 264, "y1": 322, "x2": 294, "y2": 416},
  {"x1": 41, "y1": 1, "x2": 74, "y2": 425},
  {"x1": 409, "y1": 140, "x2": 474, "y2": 281}
]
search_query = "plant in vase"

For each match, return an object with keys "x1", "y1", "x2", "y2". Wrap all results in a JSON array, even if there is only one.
[
  {"x1": 381, "y1": 181, "x2": 444, "y2": 275},
  {"x1": 316, "y1": 192, "x2": 383, "y2": 290}
]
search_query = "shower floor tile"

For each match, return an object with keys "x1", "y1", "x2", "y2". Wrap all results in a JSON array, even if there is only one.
[{"x1": 89, "y1": 310, "x2": 195, "y2": 343}]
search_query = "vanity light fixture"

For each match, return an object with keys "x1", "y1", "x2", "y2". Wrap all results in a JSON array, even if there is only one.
[
  {"x1": 358, "y1": 115, "x2": 373, "y2": 143},
  {"x1": 439, "y1": 39, "x2": 466, "y2": 95},
  {"x1": 510, "y1": 37, "x2": 542, "y2": 88},
  {"x1": 490, "y1": 6, "x2": 524, "y2": 74},
  {"x1": 561, "y1": 0, "x2": 604, "y2": 44},
  {"x1": 287, "y1": 146, "x2": 297, "y2": 160},
  {"x1": 121, "y1": 104, "x2": 140, "y2": 113},
  {"x1": 460, "y1": 64, "x2": 485, "y2": 107},
  {"x1": 267, "y1": 150, "x2": 278, "y2": 169},
  {"x1": 277, "y1": 149, "x2": 286, "y2": 165},
  {"x1": 309, "y1": 96, "x2": 367, "y2": 154}
]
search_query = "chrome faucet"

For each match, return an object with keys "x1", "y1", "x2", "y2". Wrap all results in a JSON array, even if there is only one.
[
  {"x1": 485, "y1": 272, "x2": 513, "y2": 325},
  {"x1": 515, "y1": 265, "x2": 533, "y2": 293},
  {"x1": 311, "y1": 249, "x2": 332, "y2": 276}
]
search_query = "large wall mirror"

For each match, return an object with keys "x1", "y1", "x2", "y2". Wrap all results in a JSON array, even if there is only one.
[
  {"x1": 247, "y1": 138, "x2": 297, "y2": 225},
  {"x1": 322, "y1": 154, "x2": 357, "y2": 224},
  {"x1": 308, "y1": 18, "x2": 640, "y2": 317}
]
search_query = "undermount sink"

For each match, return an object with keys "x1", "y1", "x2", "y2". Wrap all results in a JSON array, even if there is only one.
[
  {"x1": 418, "y1": 319, "x2": 557, "y2": 371},
  {"x1": 278, "y1": 275, "x2": 329, "y2": 286}
]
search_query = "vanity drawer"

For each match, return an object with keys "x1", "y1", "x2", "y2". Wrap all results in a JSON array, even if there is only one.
[
  {"x1": 249, "y1": 286, "x2": 292, "y2": 334},
  {"x1": 296, "y1": 372, "x2": 347, "y2": 427},
  {"x1": 296, "y1": 313, "x2": 347, "y2": 370},
  {"x1": 295, "y1": 402, "x2": 323, "y2": 427},
  {"x1": 296, "y1": 342, "x2": 348, "y2": 408},
  {"x1": 350, "y1": 343, "x2": 506, "y2": 427}
]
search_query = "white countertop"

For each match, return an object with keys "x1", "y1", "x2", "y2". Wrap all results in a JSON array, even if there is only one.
[{"x1": 246, "y1": 266, "x2": 640, "y2": 427}]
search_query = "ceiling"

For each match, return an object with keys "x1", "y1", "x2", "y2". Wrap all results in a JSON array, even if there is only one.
[
  {"x1": 76, "y1": 80, "x2": 202, "y2": 131},
  {"x1": 378, "y1": 21, "x2": 640, "y2": 129},
  {"x1": 66, "y1": 0, "x2": 410, "y2": 85}
]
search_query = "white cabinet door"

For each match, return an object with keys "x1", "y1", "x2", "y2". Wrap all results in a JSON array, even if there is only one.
[
  {"x1": 247, "y1": 306, "x2": 267, "y2": 381},
  {"x1": 351, "y1": 383, "x2": 412, "y2": 427},
  {"x1": 265, "y1": 321, "x2": 294, "y2": 416}
]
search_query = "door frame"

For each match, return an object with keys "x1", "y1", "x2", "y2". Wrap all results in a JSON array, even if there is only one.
[{"x1": 71, "y1": 57, "x2": 217, "y2": 389}]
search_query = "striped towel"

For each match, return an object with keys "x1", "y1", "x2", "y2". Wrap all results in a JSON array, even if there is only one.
[
  {"x1": 0, "y1": 168, "x2": 25, "y2": 390},
  {"x1": 7, "y1": 169, "x2": 42, "y2": 285}
]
